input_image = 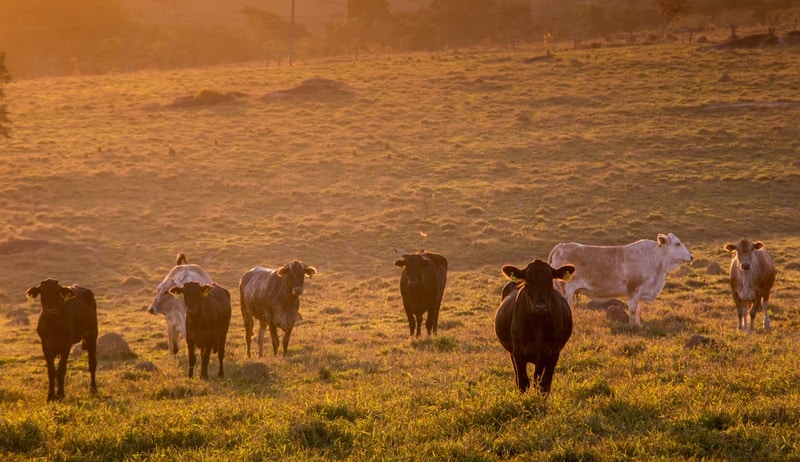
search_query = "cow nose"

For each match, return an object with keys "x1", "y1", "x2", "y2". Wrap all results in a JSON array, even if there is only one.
[
  {"x1": 293, "y1": 287, "x2": 304, "y2": 296},
  {"x1": 741, "y1": 263, "x2": 750, "y2": 271},
  {"x1": 147, "y1": 306, "x2": 156, "y2": 315}
]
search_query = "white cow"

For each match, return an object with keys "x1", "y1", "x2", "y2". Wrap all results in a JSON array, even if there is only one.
[
  {"x1": 147, "y1": 254, "x2": 214, "y2": 355},
  {"x1": 548, "y1": 233, "x2": 693, "y2": 327},
  {"x1": 724, "y1": 239, "x2": 776, "y2": 332}
]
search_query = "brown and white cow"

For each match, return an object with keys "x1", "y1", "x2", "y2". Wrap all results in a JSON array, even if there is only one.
[
  {"x1": 548, "y1": 233, "x2": 693, "y2": 327},
  {"x1": 239, "y1": 261, "x2": 316, "y2": 357},
  {"x1": 724, "y1": 239, "x2": 776, "y2": 332},
  {"x1": 147, "y1": 254, "x2": 214, "y2": 355}
]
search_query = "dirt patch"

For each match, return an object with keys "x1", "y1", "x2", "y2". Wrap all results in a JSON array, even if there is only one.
[
  {"x1": 167, "y1": 89, "x2": 242, "y2": 108},
  {"x1": 0, "y1": 238, "x2": 49, "y2": 255},
  {"x1": 237, "y1": 362, "x2": 271, "y2": 383},
  {"x1": 706, "y1": 262, "x2": 725, "y2": 275},
  {"x1": 262, "y1": 78, "x2": 355, "y2": 102}
]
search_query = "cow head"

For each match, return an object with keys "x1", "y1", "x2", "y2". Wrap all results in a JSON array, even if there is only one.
[
  {"x1": 502, "y1": 260, "x2": 575, "y2": 314},
  {"x1": 26, "y1": 279, "x2": 75, "y2": 312},
  {"x1": 277, "y1": 261, "x2": 316, "y2": 297},
  {"x1": 724, "y1": 238, "x2": 764, "y2": 272},
  {"x1": 169, "y1": 281, "x2": 213, "y2": 318},
  {"x1": 394, "y1": 250, "x2": 432, "y2": 288},
  {"x1": 657, "y1": 233, "x2": 693, "y2": 264}
]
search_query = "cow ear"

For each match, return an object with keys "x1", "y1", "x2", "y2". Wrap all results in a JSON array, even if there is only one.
[
  {"x1": 724, "y1": 243, "x2": 737, "y2": 253},
  {"x1": 201, "y1": 285, "x2": 214, "y2": 297},
  {"x1": 502, "y1": 265, "x2": 523, "y2": 282},
  {"x1": 168, "y1": 286, "x2": 183, "y2": 297},
  {"x1": 59, "y1": 287, "x2": 76, "y2": 302},
  {"x1": 553, "y1": 265, "x2": 575, "y2": 282},
  {"x1": 277, "y1": 265, "x2": 290, "y2": 277},
  {"x1": 394, "y1": 259, "x2": 406, "y2": 268},
  {"x1": 25, "y1": 286, "x2": 41, "y2": 300},
  {"x1": 657, "y1": 233, "x2": 668, "y2": 247},
  {"x1": 753, "y1": 241, "x2": 765, "y2": 250},
  {"x1": 304, "y1": 266, "x2": 317, "y2": 277}
]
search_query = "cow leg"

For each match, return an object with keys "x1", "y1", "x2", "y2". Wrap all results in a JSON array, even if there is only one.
[
  {"x1": 85, "y1": 339, "x2": 97, "y2": 393},
  {"x1": 282, "y1": 325, "x2": 293, "y2": 355},
  {"x1": 257, "y1": 320, "x2": 267, "y2": 358},
  {"x1": 628, "y1": 297, "x2": 643, "y2": 327},
  {"x1": 168, "y1": 323, "x2": 180, "y2": 356},
  {"x1": 404, "y1": 308, "x2": 415, "y2": 337},
  {"x1": 761, "y1": 295, "x2": 772, "y2": 332},
  {"x1": 269, "y1": 324, "x2": 280, "y2": 355},
  {"x1": 55, "y1": 352, "x2": 68, "y2": 401},
  {"x1": 217, "y1": 337, "x2": 226, "y2": 378},
  {"x1": 513, "y1": 355, "x2": 530, "y2": 393},
  {"x1": 200, "y1": 347, "x2": 211, "y2": 380},
  {"x1": 243, "y1": 312, "x2": 254, "y2": 358},
  {"x1": 44, "y1": 354, "x2": 57, "y2": 402},
  {"x1": 538, "y1": 356, "x2": 559, "y2": 395},
  {"x1": 187, "y1": 342, "x2": 196, "y2": 378},
  {"x1": 415, "y1": 314, "x2": 423, "y2": 338}
]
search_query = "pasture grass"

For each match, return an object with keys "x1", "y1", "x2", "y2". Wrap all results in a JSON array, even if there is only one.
[{"x1": 1, "y1": 41, "x2": 800, "y2": 460}]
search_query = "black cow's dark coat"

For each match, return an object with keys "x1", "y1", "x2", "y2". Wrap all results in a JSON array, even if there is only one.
[
  {"x1": 26, "y1": 278, "x2": 98, "y2": 401},
  {"x1": 169, "y1": 281, "x2": 231, "y2": 379},
  {"x1": 395, "y1": 250, "x2": 448, "y2": 337},
  {"x1": 494, "y1": 260, "x2": 574, "y2": 394}
]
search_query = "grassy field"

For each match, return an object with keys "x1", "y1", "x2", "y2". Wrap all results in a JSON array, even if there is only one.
[{"x1": 1, "y1": 41, "x2": 800, "y2": 460}]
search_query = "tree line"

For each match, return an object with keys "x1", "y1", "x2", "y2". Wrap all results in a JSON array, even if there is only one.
[{"x1": 0, "y1": 0, "x2": 798, "y2": 78}]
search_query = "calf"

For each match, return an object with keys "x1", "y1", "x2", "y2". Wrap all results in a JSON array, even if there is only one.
[
  {"x1": 147, "y1": 253, "x2": 213, "y2": 355},
  {"x1": 239, "y1": 261, "x2": 316, "y2": 357},
  {"x1": 168, "y1": 281, "x2": 231, "y2": 379},
  {"x1": 26, "y1": 279, "x2": 98, "y2": 401},
  {"x1": 394, "y1": 249, "x2": 448, "y2": 337},
  {"x1": 494, "y1": 260, "x2": 574, "y2": 394},
  {"x1": 724, "y1": 239, "x2": 776, "y2": 332},
  {"x1": 548, "y1": 233, "x2": 693, "y2": 327}
]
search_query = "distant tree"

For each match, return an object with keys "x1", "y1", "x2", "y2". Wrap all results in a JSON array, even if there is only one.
[
  {"x1": 0, "y1": 52, "x2": 11, "y2": 139},
  {"x1": 654, "y1": 0, "x2": 691, "y2": 37},
  {"x1": 347, "y1": 0, "x2": 390, "y2": 29}
]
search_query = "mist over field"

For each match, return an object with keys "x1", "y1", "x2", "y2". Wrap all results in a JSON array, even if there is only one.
[
  {"x1": 1, "y1": 1, "x2": 800, "y2": 460},
  {"x1": 1, "y1": 0, "x2": 800, "y2": 77}
]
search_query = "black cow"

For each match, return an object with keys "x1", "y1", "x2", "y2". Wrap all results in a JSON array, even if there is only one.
[
  {"x1": 26, "y1": 278, "x2": 98, "y2": 401},
  {"x1": 494, "y1": 260, "x2": 574, "y2": 394},
  {"x1": 394, "y1": 249, "x2": 448, "y2": 337},
  {"x1": 168, "y1": 281, "x2": 231, "y2": 379},
  {"x1": 239, "y1": 261, "x2": 316, "y2": 357}
]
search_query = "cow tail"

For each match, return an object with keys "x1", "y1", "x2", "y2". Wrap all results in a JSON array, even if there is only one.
[{"x1": 176, "y1": 253, "x2": 187, "y2": 265}]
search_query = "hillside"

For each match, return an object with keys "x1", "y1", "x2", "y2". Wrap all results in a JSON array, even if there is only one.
[{"x1": 1, "y1": 43, "x2": 799, "y2": 460}]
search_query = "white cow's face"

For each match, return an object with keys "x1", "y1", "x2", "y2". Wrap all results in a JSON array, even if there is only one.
[{"x1": 659, "y1": 233, "x2": 693, "y2": 264}]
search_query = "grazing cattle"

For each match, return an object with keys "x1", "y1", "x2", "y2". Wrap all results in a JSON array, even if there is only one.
[
  {"x1": 548, "y1": 233, "x2": 693, "y2": 327},
  {"x1": 147, "y1": 254, "x2": 214, "y2": 355},
  {"x1": 394, "y1": 249, "x2": 448, "y2": 337},
  {"x1": 724, "y1": 239, "x2": 776, "y2": 332},
  {"x1": 26, "y1": 279, "x2": 98, "y2": 401},
  {"x1": 239, "y1": 261, "x2": 317, "y2": 357},
  {"x1": 168, "y1": 281, "x2": 231, "y2": 379},
  {"x1": 495, "y1": 260, "x2": 574, "y2": 394}
]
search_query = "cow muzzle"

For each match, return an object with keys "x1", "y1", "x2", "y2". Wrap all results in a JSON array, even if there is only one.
[
  {"x1": 740, "y1": 262, "x2": 751, "y2": 271},
  {"x1": 147, "y1": 306, "x2": 157, "y2": 315}
]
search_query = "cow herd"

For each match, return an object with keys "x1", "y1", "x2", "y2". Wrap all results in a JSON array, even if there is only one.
[{"x1": 25, "y1": 234, "x2": 777, "y2": 401}]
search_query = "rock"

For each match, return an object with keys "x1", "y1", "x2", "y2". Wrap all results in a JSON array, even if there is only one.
[
  {"x1": 706, "y1": 262, "x2": 725, "y2": 275},
  {"x1": 96, "y1": 332, "x2": 137, "y2": 360},
  {"x1": 606, "y1": 305, "x2": 630, "y2": 323}
]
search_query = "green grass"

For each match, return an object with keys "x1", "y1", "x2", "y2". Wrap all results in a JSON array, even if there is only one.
[{"x1": 1, "y1": 42, "x2": 800, "y2": 460}]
